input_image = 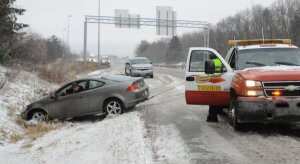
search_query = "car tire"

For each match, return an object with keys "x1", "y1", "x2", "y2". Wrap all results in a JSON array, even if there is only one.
[
  {"x1": 125, "y1": 68, "x2": 128, "y2": 76},
  {"x1": 150, "y1": 75, "x2": 154, "y2": 78},
  {"x1": 29, "y1": 110, "x2": 47, "y2": 122},
  {"x1": 229, "y1": 98, "x2": 243, "y2": 131},
  {"x1": 104, "y1": 99, "x2": 125, "y2": 115}
]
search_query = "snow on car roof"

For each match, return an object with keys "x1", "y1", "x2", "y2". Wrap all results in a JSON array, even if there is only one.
[
  {"x1": 237, "y1": 44, "x2": 298, "y2": 50},
  {"x1": 129, "y1": 57, "x2": 149, "y2": 60}
]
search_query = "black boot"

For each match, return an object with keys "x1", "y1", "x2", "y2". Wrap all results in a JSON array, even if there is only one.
[
  {"x1": 206, "y1": 106, "x2": 219, "y2": 122},
  {"x1": 206, "y1": 115, "x2": 219, "y2": 122}
]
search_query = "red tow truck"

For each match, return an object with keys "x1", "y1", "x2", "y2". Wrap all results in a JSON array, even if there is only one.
[{"x1": 185, "y1": 39, "x2": 300, "y2": 130}]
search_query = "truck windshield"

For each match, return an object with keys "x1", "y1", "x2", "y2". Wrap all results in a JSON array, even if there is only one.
[
  {"x1": 131, "y1": 59, "x2": 150, "y2": 64},
  {"x1": 238, "y1": 48, "x2": 300, "y2": 70}
]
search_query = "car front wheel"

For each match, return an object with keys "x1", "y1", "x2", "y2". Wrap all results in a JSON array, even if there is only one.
[
  {"x1": 104, "y1": 99, "x2": 124, "y2": 115},
  {"x1": 29, "y1": 110, "x2": 47, "y2": 122},
  {"x1": 229, "y1": 98, "x2": 243, "y2": 131}
]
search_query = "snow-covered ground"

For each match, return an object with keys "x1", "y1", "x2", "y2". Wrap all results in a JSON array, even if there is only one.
[
  {"x1": 0, "y1": 66, "x2": 57, "y2": 144},
  {"x1": 2, "y1": 64, "x2": 300, "y2": 164},
  {"x1": 0, "y1": 66, "x2": 153, "y2": 164},
  {"x1": 1, "y1": 113, "x2": 152, "y2": 164}
]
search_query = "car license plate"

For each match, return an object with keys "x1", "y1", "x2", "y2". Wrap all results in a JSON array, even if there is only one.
[{"x1": 197, "y1": 85, "x2": 221, "y2": 91}]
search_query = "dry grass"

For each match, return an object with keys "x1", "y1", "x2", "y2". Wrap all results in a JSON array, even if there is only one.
[
  {"x1": 15, "y1": 117, "x2": 62, "y2": 142},
  {"x1": 38, "y1": 59, "x2": 102, "y2": 84},
  {"x1": 25, "y1": 122, "x2": 58, "y2": 141},
  {"x1": 9, "y1": 132, "x2": 23, "y2": 144},
  {"x1": 0, "y1": 128, "x2": 8, "y2": 142}
]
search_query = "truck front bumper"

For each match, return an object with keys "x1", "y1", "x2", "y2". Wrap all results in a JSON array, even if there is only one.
[{"x1": 237, "y1": 97, "x2": 300, "y2": 123}]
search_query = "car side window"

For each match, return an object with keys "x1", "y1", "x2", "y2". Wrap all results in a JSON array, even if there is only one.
[
  {"x1": 88, "y1": 80, "x2": 104, "y2": 90},
  {"x1": 56, "y1": 84, "x2": 73, "y2": 96},
  {"x1": 189, "y1": 50, "x2": 223, "y2": 72},
  {"x1": 56, "y1": 81, "x2": 87, "y2": 96}
]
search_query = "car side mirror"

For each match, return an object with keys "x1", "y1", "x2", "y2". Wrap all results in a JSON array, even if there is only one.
[
  {"x1": 50, "y1": 92, "x2": 56, "y2": 99},
  {"x1": 150, "y1": 61, "x2": 153, "y2": 64},
  {"x1": 205, "y1": 61, "x2": 215, "y2": 74}
]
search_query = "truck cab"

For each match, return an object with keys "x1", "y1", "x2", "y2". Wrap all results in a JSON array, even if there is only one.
[{"x1": 185, "y1": 39, "x2": 300, "y2": 130}]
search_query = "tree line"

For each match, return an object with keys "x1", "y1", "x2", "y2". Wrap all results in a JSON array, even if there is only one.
[
  {"x1": 135, "y1": 0, "x2": 300, "y2": 63},
  {"x1": 0, "y1": 0, "x2": 75, "y2": 64}
]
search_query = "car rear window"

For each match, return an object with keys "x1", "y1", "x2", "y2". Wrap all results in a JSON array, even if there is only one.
[{"x1": 101, "y1": 74, "x2": 133, "y2": 82}]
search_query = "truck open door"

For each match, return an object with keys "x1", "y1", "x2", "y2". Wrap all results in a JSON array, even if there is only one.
[{"x1": 185, "y1": 47, "x2": 234, "y2": 107}]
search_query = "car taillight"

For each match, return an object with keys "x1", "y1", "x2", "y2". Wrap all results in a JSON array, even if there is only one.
[{"x1": 127, "y1": 84, "x2": 140, "y2": 91}]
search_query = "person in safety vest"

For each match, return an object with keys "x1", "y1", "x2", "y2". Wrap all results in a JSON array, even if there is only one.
[
  {"x1": 206, "y1": 54, "x2": 223, "y2": 123},
  {"x1": 209, "y1": 54, "x2": 222, "y2": 72}
]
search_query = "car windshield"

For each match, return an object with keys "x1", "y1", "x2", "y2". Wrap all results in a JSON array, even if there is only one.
[
  {"x1": 101, "y1": 74, "x2": 133, "y2": 82},
  {"x1": 131, "y1": 59, "x2": 150, "y2": 64},
  {"x1": 237, "y1": 48, "x2": 300, "y2": 70}
]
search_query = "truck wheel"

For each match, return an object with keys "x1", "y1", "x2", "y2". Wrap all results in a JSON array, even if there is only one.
[{"x1": 229, "y1": 98, "x2": 243, "y2": 131}]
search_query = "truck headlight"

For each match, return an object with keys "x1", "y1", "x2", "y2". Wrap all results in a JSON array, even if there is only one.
[{"x1": 245, "y1": 80, "x2": 262, "y2": 87}]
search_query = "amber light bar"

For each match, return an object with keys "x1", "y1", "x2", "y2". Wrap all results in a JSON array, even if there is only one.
[{"x1": 228, "y1": 39, "x2": 292, "y2": 47}]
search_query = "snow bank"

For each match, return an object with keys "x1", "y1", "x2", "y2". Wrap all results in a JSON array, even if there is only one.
[
  {"x1": 0, "y1": 66, "x2": 57, "y2": 143},
  {"x1": 0, "y1": 112, "x2": 153, "y2": 164}
]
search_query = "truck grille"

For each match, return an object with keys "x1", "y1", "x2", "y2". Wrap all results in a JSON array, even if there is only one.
[{"x1": 263, "y1": 81, "x2": 300, "y2": 97}]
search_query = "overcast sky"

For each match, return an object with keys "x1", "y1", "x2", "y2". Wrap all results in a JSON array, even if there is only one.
[{"x1": 17, "y1": 0, "x2": 276, "y2": 57}]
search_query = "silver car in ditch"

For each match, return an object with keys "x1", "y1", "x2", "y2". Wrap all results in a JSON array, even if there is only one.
[{"x1": 21, "y1": 73, "x2": 149, "y2": 121}]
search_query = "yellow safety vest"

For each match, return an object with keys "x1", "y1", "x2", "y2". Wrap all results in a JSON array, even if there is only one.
[{"x1": 213, "y1": 58, "x2": 222, "y2": 72}]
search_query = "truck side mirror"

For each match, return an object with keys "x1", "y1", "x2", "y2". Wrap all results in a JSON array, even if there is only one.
[{"x1": 205, "y1": 61, "x2": 215, "y2": 74}]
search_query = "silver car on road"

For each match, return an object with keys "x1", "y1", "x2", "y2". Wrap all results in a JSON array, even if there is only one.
[
  {"x1": 21, "y1": 73, "x2": 149, "y2": 121},
  {"x1": 125, "y1": 57, "x2": 154, "y2": 78}
]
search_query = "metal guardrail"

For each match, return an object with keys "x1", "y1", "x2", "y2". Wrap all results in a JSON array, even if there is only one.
[{"x1": 153, "y1": 64, "x2": 186, "y2": 69}]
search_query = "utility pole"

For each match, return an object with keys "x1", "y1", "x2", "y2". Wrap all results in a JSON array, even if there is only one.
[
  {"x1": 67, "y1": 15, "x2": 72, "y2": 52},
  {"x1": 97, "y1": 0, "x2": 101, "y2": 63},
  {"x1": 63, "y1": 28, "x2": 66, "y2": 58}
]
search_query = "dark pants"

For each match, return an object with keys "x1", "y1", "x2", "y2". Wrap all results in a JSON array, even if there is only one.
[{"x1": 207, "y1": 106, "x2": 221, "y2": 122}]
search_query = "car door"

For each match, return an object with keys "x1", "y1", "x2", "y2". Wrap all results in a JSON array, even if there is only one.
[
  {"x1": 85, "y1": 80, "x2": 106, "y2": 113},
  {"x1": 185, "y1": 47, "x2": 234, "y2": 106},
  {"x1": 49, "y1": 81, "x2": 89, "y2": 118}
]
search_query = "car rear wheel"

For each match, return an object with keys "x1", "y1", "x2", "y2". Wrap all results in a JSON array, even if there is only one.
[
  {"x1": 104, "y1": 99, "x2": 124, "y2": 115},
  {"x1": 229, "y1": 98, "x2": 243, "y2": 131},
  {"x1": 29, "y1": 110, "x2": 47, "y2": 122}
]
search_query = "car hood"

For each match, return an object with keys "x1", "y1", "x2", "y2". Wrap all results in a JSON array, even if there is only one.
[
  {"x1": 27, "y1": 95, "x2": 51, "y2": 109},
  {"x1": 131, "y1": 64, "x2": 152, "y2": 68},
  {"x1": 238, "y1": 66, "x2": 300, "y2": 81}
]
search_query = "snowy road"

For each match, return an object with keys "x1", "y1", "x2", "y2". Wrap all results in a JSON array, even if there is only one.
[{"x1": 143, "y1": 67, "x2": 300, "y2": 164}]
